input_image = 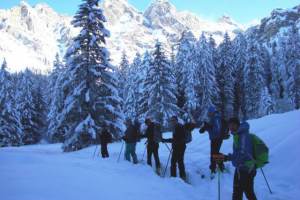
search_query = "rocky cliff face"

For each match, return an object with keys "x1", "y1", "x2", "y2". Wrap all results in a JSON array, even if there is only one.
[
  {"x1": 0, "y1": 0, "x2": 299, "y2": 73},
  {"x1": 246, "y1": 5, "x2": 300, "y2": 46}
]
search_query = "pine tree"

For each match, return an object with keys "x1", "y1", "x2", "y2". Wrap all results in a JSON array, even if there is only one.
[
  {"x1": 216, "y1": 33, "x2": 234, "y2": 119},
  {"x1": 243, "y1": 40, "x2": 265, "y2": 119},
  {"x1": 32, "y1": 73, "x2": 48, "y2": 142},
  {"x1": 0, "y1": 59, "x2": 22, "y2": 147},
  {"x1": 260, "y1": 87, "x2": 274, "y2": 116},
  {"x1": 118, "y1": 51, "x2": 130, "y2": 110},
  {"x1": 16, "y1": 69, "x2": 41, "y2": 145},
  {"x1": 47, "y1": 55, "x2": 66, "y2": 142},
  {"x1": 196, "y1": 33, "x2": 218, "y2": 120},
  {"x1": 124, "y1": 53, "x2": 142, "y2": 119},
  {"x1": 175, "y1": 31, "x2": 197, "y2": 111},
  {"x1": 145, "y1": 42, "x2": 180, "y2": 127},
  {"x1": 138, "y1": 51, "x2": 152, "y2": 119},
  {"x1": 270, "y1": 42, "x2": 285, "y2": 100},
  {"x1": 57, "y1": 0, "x2": 124, "y2": 151},
  {"x1": 232, "y1": 33, "x2": 247, "y2": 118}
]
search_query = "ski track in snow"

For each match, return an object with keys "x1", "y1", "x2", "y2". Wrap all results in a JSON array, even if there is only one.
[{"x1": 0, "y1": 110, "x2": 300, "y2": 200}]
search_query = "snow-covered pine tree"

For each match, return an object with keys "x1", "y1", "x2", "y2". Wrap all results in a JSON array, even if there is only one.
[
  {"x1": 47, "y1": 54, "x2": 64, "y2": 104},
  {"x1": 137, "y1": 51, "x2": 152, "y2": 119},
  {"x1": 175, "y1": 31, "x2": 197, "y2": 111},
  {"x1": 286, "y1": 25, "x2": 300, "y2": 109},
  {"x1": 260, "y1": 87, "x2": 274, "y2": 116},
  {"x1": 216, "y1": 32, "x2": 234, "y2": 119},
  {"x1": 196, "y1": 33, "x2": 218, "y2": 120},
  {"x1": 208, "y1": 34, "x2": 218, "y2": 72},
  {"x1": 270, "y1": 42, "x2": 285, "y2": 100},
  {"x1": 57, "y1": 0, "x2": 124, "y2": 151},
  {"x1": 124, "y1": 53, "x2": 142, "y2": 119},
  {"x1": 32, "y1": 72, "x2": 48, "y2": 142},
  {"x1": 145, "y1": 41, "x2": 180, "y2": 127},
  {"x1": 117, "y1": 51, "x2": 130, "y2": 110},
  {"x1": 0, "y1": 59, "x2": 22, "y2": 147},
  {"x1": 16, "y1": 69, "x2": 41, "y2": 145},
  {"x1": 243, "y1": 40, "x2": 265, "y2": 119},
  {"x1": 232, "y1": 33, "x2": 247, "y2": 118},
  {"x1": 47, "y1": 54, "x2": 66, "y2": 142},
  {"x1": 174, "y1": 31, "x2": 198, "y2": 118}
]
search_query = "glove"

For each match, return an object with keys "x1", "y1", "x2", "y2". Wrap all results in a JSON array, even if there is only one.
[
  {"x1": 212, "y1": 153, "x2": 229, "y2": 162},
  {"x1": 199, "y1": 122, "x2": 210, "y2": 134}
]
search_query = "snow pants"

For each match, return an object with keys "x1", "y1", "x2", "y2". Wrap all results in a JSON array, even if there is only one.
[
  {"x1": 125, "y1": 143, "x2": 138, "y2": 164},
  {"x1": 147, "y1": 142, "x2": 161, "y2": 169},
  {"x1": 101, "y1": 143, "x2": 109, "y2": 158},
  {"x1": 233, "y1": 169, "x2": 257, "y2": 200},
  {"x1": 171, "y1": 144, "x2": 186, "y2": 178}
]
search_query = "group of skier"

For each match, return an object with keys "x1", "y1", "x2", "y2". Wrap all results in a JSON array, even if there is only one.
[{"x1": 97, "y1": 106, "x2": 269, "y2": 200}]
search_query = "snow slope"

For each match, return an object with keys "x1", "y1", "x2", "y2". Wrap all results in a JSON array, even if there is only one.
[{"x1": 0, "y1": 110, "x2": 299, "y2": 200}]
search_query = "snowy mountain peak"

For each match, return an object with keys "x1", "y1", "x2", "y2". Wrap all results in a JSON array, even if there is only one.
[
  {"x1": 218, "y1": 15, "x2": 237, "y2": 26},
  {"x1": 145, "y1": 0, "x2": 177, "y2": 17},
  {"x1": 19, "y1": 0, "x2": 31, "y2": 7},
  {"x1": 34, "y1": 3, "x2": 57, "y2": 15}
]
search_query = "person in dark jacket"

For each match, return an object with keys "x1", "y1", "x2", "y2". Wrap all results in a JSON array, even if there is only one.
[
  {"x1": 143, "y1": 118, "x2": 162, "y2": 172},
  {"x1": 200, "y1": 106, "x2": 225, "y2": 173},
  {"x1": 163, "y1": 116, "x2": 187, "y2": 180},
  {"x1": 100, "y1": 127, "x2": 112, "y2": 158},
  {"x1": 214, "y1": 118, "x2": 257, "y2": 200},
  {"x1": 123, "y1": 118, "x2": 139, "y2": 164}
]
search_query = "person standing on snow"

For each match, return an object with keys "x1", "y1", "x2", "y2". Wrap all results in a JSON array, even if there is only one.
[
  {"x1": 199, "y1": 106, "x2": 229, "y2": 174},
  {"x1": 163, "y1": 116, "x2": 187, "y2": 180},
  {"x1": 213, "y1": 118, "x2": 257, "y2": 200},
  {"x1": 122, "y1": 118, "x2": 139, "y2": 164},
  {"x1": 142, "y1": 118, "x2": 162, "y2": 173},
  {"x1": 99, "y1": 127, "x2": 112, "y2": 158}
]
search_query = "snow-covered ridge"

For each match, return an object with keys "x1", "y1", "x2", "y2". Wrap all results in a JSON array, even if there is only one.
[
  {"x1": 0, "y1": 0, "x2": 299, "y2": 73},
  {"x1": 0, "y1": 0, "x2": 243, "y2": 73}
]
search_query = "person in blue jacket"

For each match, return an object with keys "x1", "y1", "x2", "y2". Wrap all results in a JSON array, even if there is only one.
[
  {"x1": 200, "y1": 106, "x2": 226, "y2": 173},
  {"x1": 214, "y1": 117, "x2": 257, "y2": 200},
  {"x1": 122, "y1": 118, "x2": 139, "y2": 164}
]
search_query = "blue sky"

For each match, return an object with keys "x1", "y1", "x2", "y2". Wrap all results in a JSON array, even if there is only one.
[{"x1": 0, "y1": 0, "x2": 299, "y2": 24}]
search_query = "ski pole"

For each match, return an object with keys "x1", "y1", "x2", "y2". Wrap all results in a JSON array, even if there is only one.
[
  {"x1": 93, "y1": 145, "x2": 98, "y2": 159},
  {"x1": 163, "y1": 148, "x2": 172, "y2": 177},
  {"x1": 261, "y1": 168, "x2": 273, "y2": 194},
  {"x1": 218, "y1": 166, "x2": 221, "y2": 200},
  {"x1": 164, "y1": 143, "x2": 171, "y2": 152},
  {"x1": 117, "y1": 141, "x2": 125, "y2": 163}
]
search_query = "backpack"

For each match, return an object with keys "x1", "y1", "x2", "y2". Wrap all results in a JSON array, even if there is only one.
[
  {"x1": 184, "y1": 123, "x2": 196, "y2": 144},
  {"x1": 250, "y1": 134, "x2": 269, "y2": 168}
]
